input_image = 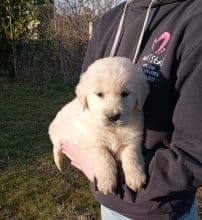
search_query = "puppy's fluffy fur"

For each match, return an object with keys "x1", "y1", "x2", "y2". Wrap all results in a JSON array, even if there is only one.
[{"x1": 48, "y1": 57, "x2": 149, "y2": 195}]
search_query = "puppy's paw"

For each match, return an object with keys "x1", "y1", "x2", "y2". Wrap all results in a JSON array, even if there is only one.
[
  {"x1": 125, "y1": 170, "x2": 146, "y2": 192},
  {"x1": 96, "y1": 174, "x2": 117, "y2": 195}
]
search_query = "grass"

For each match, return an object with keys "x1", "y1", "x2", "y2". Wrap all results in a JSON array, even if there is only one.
[
  {"x1": 0, "y1": 81, "x2": 99, "y2": 219},
  {"x1": 0, "y1": 80, "x2": 201, "y2": 219}
]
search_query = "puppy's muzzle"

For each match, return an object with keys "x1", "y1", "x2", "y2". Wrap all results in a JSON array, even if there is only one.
[{"x1": 107, "y1": 113, "x2": 121, "y2": 122}]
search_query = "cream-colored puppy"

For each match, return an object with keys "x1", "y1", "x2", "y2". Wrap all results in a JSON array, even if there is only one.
[{"x1": 48, "y1": 57, "x2": 149, "y2": 195}]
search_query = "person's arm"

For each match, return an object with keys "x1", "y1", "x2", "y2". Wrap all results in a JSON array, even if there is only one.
[{"x1": 143, "y1": 38, "x2": 202, "y2": 200}]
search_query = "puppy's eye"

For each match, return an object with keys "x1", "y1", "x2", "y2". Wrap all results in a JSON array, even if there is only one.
[
  {"x1": 121, "y1": 91, "x2": 130, "y2": 98},
  {"x1": 96, "y1": 92, "x2": 104, "y2": 98}
]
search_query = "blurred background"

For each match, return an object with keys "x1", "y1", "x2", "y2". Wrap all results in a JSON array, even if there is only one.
[
  {"x1": 0, "y1": 0, "x2": 201, "y2": 219},
  {"x1": 0, "y1": 0, "x2": 124, "y2": 83}
]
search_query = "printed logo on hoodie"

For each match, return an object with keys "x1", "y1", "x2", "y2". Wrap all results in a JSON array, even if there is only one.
[
  {"x1": 142, "y1": 32, "x2": 171, "y2": 82},
  {"x1": 152, "y1": 32, "x2": 171, "y2": 55}
]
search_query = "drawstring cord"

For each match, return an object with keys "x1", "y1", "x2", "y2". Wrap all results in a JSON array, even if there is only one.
[
  {"x1": 133, "y1": 0, "x2": 156, "y2": 63},
  {"x1": 109, "y1": 0, "x2": 157, "y2": 63},
  {"x1": 110, "y1": 0, "x2": 132, "y2": 57}
]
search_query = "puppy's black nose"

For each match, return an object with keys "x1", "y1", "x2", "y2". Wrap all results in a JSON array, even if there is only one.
[{"x1": 107, "y1": 113, "x2": 121, "y2": 122}]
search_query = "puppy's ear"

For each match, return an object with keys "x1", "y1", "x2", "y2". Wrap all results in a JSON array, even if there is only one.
[
  {"x1": 75, "y1": 73, "x2": 88, "y2": 110},
  {"x1": 135, "y1": 78, "x2": 150, "y2": 111}
]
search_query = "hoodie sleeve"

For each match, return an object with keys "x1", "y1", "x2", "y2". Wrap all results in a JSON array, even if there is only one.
[
  {"x1": 144, "y1": 17, "x2": 202, "y2": 200},
  {"x1": 81, "y1": 14, "x2": 109, "y2": 73},
  {"x1": 81, "y1": 25, "x2": 98, "y2": 73},
  {"x1": 81, "y1": 2, "x2": 126, "y2": 73}
]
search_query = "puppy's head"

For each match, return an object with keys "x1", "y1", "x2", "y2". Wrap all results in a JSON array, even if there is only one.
[{"x1": 76, "y1": 57, "x2": 149, "y2": 126}]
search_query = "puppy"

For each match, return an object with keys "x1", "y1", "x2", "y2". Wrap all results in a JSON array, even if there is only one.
[{"x1": 48, "y1": 57, "x2": 149, "y2": 195}]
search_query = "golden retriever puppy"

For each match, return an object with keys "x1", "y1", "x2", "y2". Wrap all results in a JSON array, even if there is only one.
[{"x1": 48, "y1": 57, "x2": 149, "y2": 195}]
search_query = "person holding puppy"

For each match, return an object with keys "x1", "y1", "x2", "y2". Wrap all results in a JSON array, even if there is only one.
[{"x1": 61, "y1": 0, "x2": 202, "y2": 219}]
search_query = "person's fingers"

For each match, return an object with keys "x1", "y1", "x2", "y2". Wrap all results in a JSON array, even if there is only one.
[
  {"x1": 61, "y1": 143, "x2": 77, "y2": 155},
  {"x1": 71, "y1": 161, "x2": 81, "y2": 170},
  {"x1": 60, "y1": 141, "x2": 77, "y2": 150},
  {"x1": 61, "y1": 148, "x2": 75, "y2": 161},
  {"x1": 61, "y1": 149, "x2": 81, "y2": 170}
]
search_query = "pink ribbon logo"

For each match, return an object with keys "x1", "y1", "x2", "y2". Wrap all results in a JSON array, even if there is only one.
[{"x1": 152, "y1": 32, "x2": 171, "y2": 55}]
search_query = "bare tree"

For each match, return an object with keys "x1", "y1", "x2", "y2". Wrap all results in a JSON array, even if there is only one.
[{"x1": 63, "y1": 0, "x2": 124, "y2": 17}]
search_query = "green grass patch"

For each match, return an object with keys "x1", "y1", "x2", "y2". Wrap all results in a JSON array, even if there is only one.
[{"x1": 0, "y1": 81, "x2": 99, "y2": 219}]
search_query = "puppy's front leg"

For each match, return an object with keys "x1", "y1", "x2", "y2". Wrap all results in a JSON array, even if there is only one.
[
  {"x1": 91, "y1": 148, "x2": 117, "y2": 195},
  {"x1": 119, "y1": 141, "x2": 146, "y2": 192}
]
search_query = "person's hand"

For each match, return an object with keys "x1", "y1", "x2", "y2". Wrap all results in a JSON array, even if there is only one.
[{"x1": 60, "y1": 141, "x2": 94, "y2": 182}]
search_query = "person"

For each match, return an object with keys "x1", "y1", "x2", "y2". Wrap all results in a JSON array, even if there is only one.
[{"x1": 61, "y1": 0, "x2": 202, "y2": 219}]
